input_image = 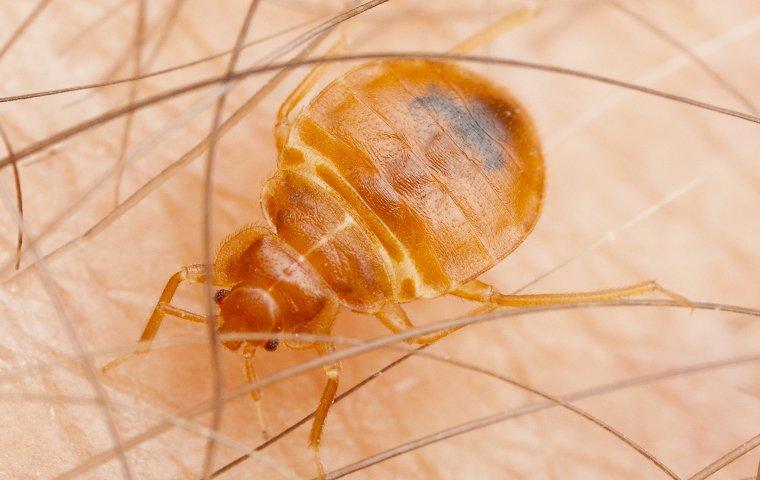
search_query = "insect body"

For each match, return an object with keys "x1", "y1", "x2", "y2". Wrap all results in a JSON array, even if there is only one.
[
  {"x1": 264, "y1": 60, "x2": 544, "y2": 312},
  {"x1": 246, "y1": 59, "x2": 542, "y2": 329},
  {"x1": 103, "y1": 8, "x2": 689, "y2": 472},
  {"x1": 212, "y1": 58, "x2": 546, "y2": 450}
]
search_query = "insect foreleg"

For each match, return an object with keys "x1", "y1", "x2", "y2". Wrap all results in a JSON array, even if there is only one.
[{"x1": 101, "y1": 263, "x2": 210, "y2": 372}]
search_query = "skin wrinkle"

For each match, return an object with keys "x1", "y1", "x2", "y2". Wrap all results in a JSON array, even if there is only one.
[
  {"x1": 0, "y1": 143, "x2": 135, "y2": 480},
  {"x1": 1, "y1": 332, "x2": 756, "y2": 479},
  {"x1": 51, "y1": 299, "x2": 760, "y2": 479}
]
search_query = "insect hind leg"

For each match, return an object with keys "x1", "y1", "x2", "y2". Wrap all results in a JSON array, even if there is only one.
[
  {"x1": 452, "y1": 278, "x2": 692, "y2": 309},
  {"x1": 274, "y1": 39, "x2": 347, "y2": 150},
  {"x1": 448, "y1": 0, "x2": 543, "y2": 55}
]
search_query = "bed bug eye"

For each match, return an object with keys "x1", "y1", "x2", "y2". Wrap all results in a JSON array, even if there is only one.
[
  {"x1": 263, "y1": 339, "x2": 279, "y2": 351},
  {"x1": 214, "y1": 289, "x2": 230, "y2": 305}
]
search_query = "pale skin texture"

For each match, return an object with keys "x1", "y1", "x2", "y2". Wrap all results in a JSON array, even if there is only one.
[{"x1": 0, "y1": 1, "x2": 758, "y2": 479}]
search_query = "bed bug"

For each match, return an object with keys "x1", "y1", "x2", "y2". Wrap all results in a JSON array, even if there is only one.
[{"x1": 102, "y1": 2, "x2": 690, "y2": 474}]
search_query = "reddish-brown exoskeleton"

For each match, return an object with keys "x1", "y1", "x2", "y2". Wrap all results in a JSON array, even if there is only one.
[{"x1": 103, "y1": 2, "x2": 688, "y2": 474}]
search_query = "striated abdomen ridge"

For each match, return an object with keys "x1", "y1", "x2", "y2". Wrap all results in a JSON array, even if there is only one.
[{"x1": 262, "y1": 60, "x2": 544, "y2": 313}]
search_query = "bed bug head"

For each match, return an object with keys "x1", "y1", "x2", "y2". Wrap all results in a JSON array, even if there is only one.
[
  {"x1": 214, "y1": 284, "x2": 282, "y2": 351},
  {"x1": 212, "y1": 226, "x2": 336, "y2": 352}
]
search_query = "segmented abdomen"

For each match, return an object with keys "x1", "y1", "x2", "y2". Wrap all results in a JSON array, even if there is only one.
[{"x1": 262, "y1": 60, "x2": 544, "y2": 313}]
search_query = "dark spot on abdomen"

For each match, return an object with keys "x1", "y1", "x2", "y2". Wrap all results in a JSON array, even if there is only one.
[{"x1": 411, "y1": 86, "x2": 506, "y2": 171}]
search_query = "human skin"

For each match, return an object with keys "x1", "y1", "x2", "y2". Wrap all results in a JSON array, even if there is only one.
[{"x1": 0, "y1": 1, "x2": 758, "y2": 479}]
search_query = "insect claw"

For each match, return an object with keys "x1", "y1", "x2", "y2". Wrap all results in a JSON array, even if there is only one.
[
  {"x1": 101, "y1": 351, "x2": 137, "y2": 374},
  {"x1": 101, "y1": 346, "x2": 152, "y2": 374},
  {"x1": 654, "y1": 282, "x2": 694, "y2": 312},
  {"x1": 311, "y1": 445, "x2": 327, "y2": 480}
]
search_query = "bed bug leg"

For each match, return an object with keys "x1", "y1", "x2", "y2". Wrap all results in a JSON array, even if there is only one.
[
  {"x1": 295, "y1": 297, "x2": 342, "y2": 477},
  {"x1": 274, "y1": 39, "x2": 347, "y2": 150},
  {"x1": 374, "y1": 303, "x2": 497, "y2": 345},
  {"x1": 102, "y1": 264, "x2": 210, "y2": 372},
  {"x1": 449, "y1": 0, "x2": 543, "y2": 55},
  {"x1": 452, "y1": 278, "x2": 693, "y2": 309},
  {"x1": 375, "y1": 304, "x2": 463, "y2": 345},
  {"x1": 309, "y1": 341, "x2": 341, "y2": 479},
  {"x1": 243, "y1": 344, "x2": 270, "y2": 440}
]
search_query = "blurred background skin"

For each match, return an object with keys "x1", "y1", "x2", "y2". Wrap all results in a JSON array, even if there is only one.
[{"x1": 0, "y1": 0, "x2": 758, "y2": 478}]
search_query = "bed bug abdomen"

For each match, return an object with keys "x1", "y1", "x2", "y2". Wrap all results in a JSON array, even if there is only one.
[{"x1": 267, "y1": 59, "x2": 544, "y2": 309}]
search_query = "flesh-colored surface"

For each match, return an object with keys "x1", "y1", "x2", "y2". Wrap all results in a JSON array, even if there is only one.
[{"x1": 0, "y1": 1, "x2": 757, "y2": 479}]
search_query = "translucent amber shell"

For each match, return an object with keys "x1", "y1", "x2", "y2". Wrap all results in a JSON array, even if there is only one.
[{"x1": 262, "y1": 59, "x2": 545, "y2": 313}]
